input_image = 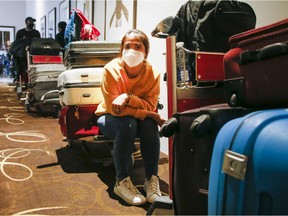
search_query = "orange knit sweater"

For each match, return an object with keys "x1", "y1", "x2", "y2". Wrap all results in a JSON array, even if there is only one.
[{"x1": 95, "y1": 58, "x2": 161, "y2": 120}]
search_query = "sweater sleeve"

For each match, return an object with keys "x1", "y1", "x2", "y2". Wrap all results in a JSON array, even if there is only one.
[
  {"x1": 100, "y1": 68, "x2": 151, "y2": 120},
  {"x1": 126, "y1": 74, "x2": 160, "y2": 111},
  {"x1": 122, "y1": 65, "x2": 160, "y2": 120},
  {"x1": 100, "y1": 67, "x2": 121, "y2": 114},
  {"x1": 95, "y1": 59, "x2": 161, "y2": 120}
]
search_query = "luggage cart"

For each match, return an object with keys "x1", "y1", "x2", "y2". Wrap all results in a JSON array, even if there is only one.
[{"x1": 24, "y1": 49, "x2": 66, "y2": 117}]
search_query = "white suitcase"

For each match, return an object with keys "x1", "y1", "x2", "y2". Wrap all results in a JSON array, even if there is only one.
[
  {"x1": 58, "y1": 67, "x2": 104, "y2": 106},
  {"x1": 30, "y1": 64, "x2": 66, "y2": 83},
  {"x1": 58, "y1": 67, "x2": 104, "y2": 88}
]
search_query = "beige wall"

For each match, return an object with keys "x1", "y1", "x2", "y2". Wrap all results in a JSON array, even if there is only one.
[
  {"x1": 248, "y1": 1, "x2": 288, "y2": 27},
  {"x1": 0, "y1": 1, "x2": 26, "y2": 35}
]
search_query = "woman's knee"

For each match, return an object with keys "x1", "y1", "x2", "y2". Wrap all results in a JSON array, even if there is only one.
[
  {"x1": 120, "y1": 116, "x2": 138, "y2": 133},
  {"x1": 97, "y1": 115, "x2": 138, "y2": 136},
  {"x1": 140, "y1": 118, "x2": 158, "y2": 130}
]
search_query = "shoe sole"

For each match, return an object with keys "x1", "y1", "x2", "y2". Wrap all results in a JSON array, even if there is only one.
[
  {"x1": 114, "y1": 187, "x2": 146, "y2": 206},
  {"x1": 146, "y1": 194, "x2": 161, "y2": 204},
  {"x1": 144, "y1": 184, "x2": 162, "y2": 204}
]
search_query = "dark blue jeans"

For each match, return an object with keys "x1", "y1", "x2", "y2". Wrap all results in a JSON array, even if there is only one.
[{"x1": 97, "y1": 114, "x2": 160, "y2": 180}]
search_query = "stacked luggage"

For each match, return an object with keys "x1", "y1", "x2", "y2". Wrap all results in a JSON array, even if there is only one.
[
  {"x1": 64, "y1": 41, "x2": 120, "y2": 69},
  {"x1": 150, "y1": 0, "x2": 288, "y2": 212},
  {"x1": 150, "y1": 0, "x2": 257, "y2": 214},
  {"x1": 161, "y1": 41, "x2": 257, "y2": 214},
  {"x1": 208, "y1": 18, "x2": 288, "y2": 215},
  {"x1": 58, "y1": 41, "x2": 120, "y2": 150},
  {"x1": 158, "y1": 17, "x2": 288, "y2": 216},
  {"x1": 24, "y1": 38, "x2": 66, "y2": 117}
]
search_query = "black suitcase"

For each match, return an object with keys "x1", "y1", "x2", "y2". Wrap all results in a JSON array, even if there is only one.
[
  {"x1": 166, "y1": 104, "x2": 254, "y2": 215},
  {"x1": 29, "y1": 38, "x2": 62, "y2": 56}
]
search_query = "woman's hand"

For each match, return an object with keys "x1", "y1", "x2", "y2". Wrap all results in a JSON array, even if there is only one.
[
  {"x1": 146, "y1": 111, "x2": 166, "y2": 127},
  {"x1": 112, "y1": 93, "x2": 130, "y2": 114}
]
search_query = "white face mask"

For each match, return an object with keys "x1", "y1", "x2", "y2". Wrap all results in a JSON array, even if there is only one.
[{"x1": 122, "y1": 49, "x2": 145, "y2": 68}]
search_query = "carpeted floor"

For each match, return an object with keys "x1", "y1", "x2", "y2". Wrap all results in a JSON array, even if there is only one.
[{"x1": 0, "y1": 78, "x2": 170, "y2": 215}]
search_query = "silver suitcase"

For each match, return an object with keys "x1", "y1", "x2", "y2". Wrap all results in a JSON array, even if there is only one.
[
  {"x1": 30, "y1": 64, "x2": 66, "y2": 83},
  {"x1": 64, "y1": 41, "x2": 120, "y2": 69}
]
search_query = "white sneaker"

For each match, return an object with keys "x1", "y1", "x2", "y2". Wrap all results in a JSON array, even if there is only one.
[
  {"x1": 114, "y1": 176, "x2": 146, "y2": 205},
  {"x1": 144, "y1": 175, "x2": 162, "y2": 203}
]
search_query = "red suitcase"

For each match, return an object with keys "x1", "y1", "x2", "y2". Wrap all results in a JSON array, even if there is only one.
[
  {"x1": 224, "y1": 18, "x2": 288, "y2": 108},
  {"x1": 58, "y1": 104, "x2": 116, "y2": 159},
  {"x1": 59, "y1": 105, "x2": 100, "y2": 140}
]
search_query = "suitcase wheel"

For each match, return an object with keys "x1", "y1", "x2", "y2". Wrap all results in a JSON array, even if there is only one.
[
  {"x1": 25, "y1": 103, "x2": 31, "y2": 113},
  {"x1": 53, "y1": 108, "x2": 61, "y2": 118}
]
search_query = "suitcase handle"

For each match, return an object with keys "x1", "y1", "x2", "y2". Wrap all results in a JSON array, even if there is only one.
[
  {"x1": 190, "y1": 114, "x2": 212, "y2": 138},
  {"x1": 41, "y1": 44, "x2": 54, "y2": 50},
  {"x1": 258, "y1": 42, "x2": 288, "y2": 60},
  {"x1": 83, "y1": 93, "x2": 91, "y2": 97},
  {"x1": 159, "y1": 117, "x2": 178, "y2": 137},
  {"x1": 239, "y1": 42, "x2": 288, "y2": 64},
  {"x1": 40, "y1": 90, "x2": 60, "y2": 101},
  {"x1": 48, "y1": 75, "x2": 59, "y2": 79}
]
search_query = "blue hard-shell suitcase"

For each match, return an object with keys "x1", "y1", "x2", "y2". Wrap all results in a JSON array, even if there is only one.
[{"x1": 208, "y1": 109, "x2": 288, "y2": 215}]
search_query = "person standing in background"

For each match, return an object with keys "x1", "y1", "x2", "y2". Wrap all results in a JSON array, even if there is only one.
[
  {"x1": 55, "y1": 21, "x2": 67, "y2": 48},
  {"x1": 2, "y1": 49, "x2": 11, "y2": 77},
  {"x1": 16, "y1": 17, "x2": 41, "y2": 40},
  {"x1": 13, "y1": 17, "x2": 40, "y2": 88}
]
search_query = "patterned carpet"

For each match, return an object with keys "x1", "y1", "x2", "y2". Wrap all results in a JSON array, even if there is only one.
[{"x1": 0, "y1": 78, "x2": 170, "y2": 215}]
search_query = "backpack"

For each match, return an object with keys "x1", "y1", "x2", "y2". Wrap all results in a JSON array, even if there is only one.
[
  {"x1": 74, "y1": 9, "x2": 100, "y2": 41},
  {"x1": 176, "y1": 0, "x2": 256, "y2": 52},
  {"x1": 9, "y1": 38, "x2": 32, "y2": 58},
  {"x1": 64, "y1": 9, "x2": 101, "y2": 48}
]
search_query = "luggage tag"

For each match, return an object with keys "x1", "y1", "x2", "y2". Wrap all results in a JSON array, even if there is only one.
[{"x1": 74, "y1": 106, "x2": 79, "y2": 119}]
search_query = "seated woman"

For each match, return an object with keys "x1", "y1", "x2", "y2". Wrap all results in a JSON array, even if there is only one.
[{"x1": 95, "y1": 29, "x2": 165, "y2": 206}]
